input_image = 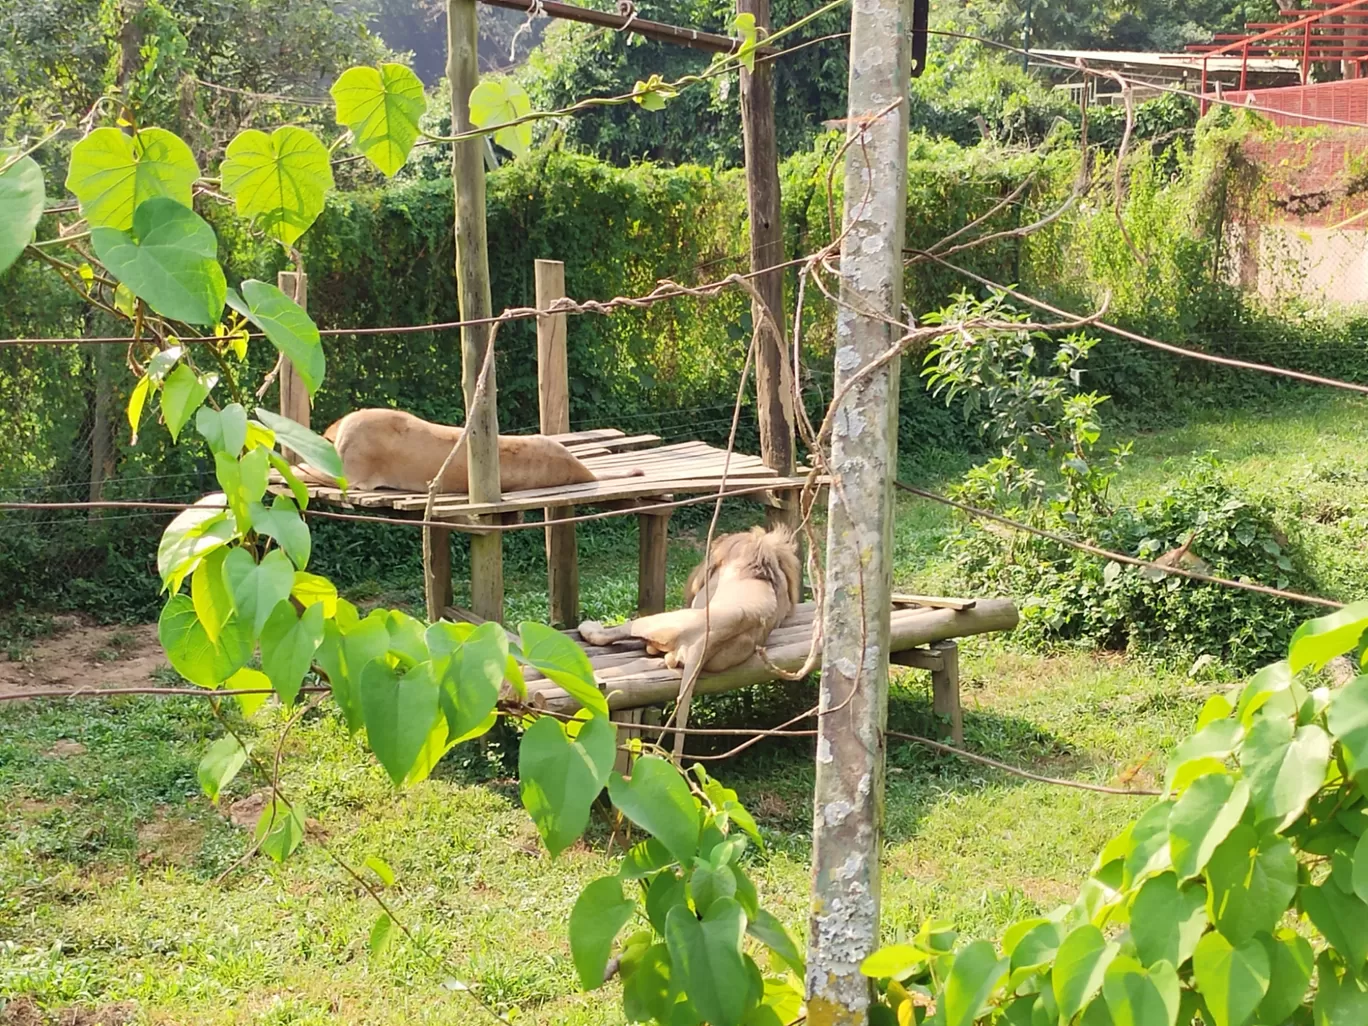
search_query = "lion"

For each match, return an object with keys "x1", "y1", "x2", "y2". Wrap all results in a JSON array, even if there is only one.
[
  {"x1": 292, "y1": 408, "x2": 644, "y2": 493},
  {"x1": 578, "y1": 525, "x2": 801, "y2": 757}
]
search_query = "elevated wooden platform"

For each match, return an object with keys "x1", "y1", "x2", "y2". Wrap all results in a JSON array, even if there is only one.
[
  {"x1": 520, "y1": 596, "x2": 1020, "y2": 747},
  {"x1": 273, "y1": 427, "x2": 819, "y2": 625}
]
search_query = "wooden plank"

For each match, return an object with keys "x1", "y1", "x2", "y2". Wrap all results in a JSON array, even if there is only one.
[
  {"x1": 537, "y1": 259, "x2": 578, "y2": 629},
  {"x1": 397, "y1": 475, "x2": 797, "y2": 515},
  {"x1": 277, "y1": 271, "x2": 311, "y2": 464},
  {"x1": 637, "y1": 512, "x2": 672, "y2": 615},
  {"x1": 566, "y1": 434, "x2": 662, "y2": 454},
  {"x1": 449, "y1": 0, "x2": 503, "y2": 623},
  {"x1": 476, "y1": 0, "x2": 778, "y2": 55},
  {"x1": 891, "y1": 594, "x2": 977, "y2": 611}
]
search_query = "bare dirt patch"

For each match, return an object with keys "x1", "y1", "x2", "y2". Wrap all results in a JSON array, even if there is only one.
[
  {"x1": 136, "y1": 810, "x2": 207, "y2": 868},
  {"x1": 0, "y1": 618, "x2": 166, "y2": 698},
  {"x1": 0, "y1": 998, "x2": 135, "y2": 1026}
]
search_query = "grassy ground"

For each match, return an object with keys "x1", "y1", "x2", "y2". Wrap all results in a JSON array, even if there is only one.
[{"x1": 3, "y1": 388, "x2": 1365, "y2": 1025}]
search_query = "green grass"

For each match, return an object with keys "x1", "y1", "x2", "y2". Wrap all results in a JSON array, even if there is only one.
[{"x1": 3, "y1": 389, "x2": 1366, "y2": 1024}]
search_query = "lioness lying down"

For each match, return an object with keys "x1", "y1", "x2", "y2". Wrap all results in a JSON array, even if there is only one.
[
  {"x1": 294, "y1": 408, "x2": 644, "y2": 493},
  {"x1": 579, "y1": 525, "x2": 801, "y2": 756}
]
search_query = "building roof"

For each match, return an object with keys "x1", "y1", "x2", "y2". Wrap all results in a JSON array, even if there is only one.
[{"x1": 1030, "y1": 48, "x2": 1301, "y2": 75}]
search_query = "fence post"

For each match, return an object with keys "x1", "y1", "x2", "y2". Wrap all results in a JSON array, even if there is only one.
[
  {"x1": 276, "y1": 271, "x2": 311, "y2": 464},
  {"x1": 805, "y1": 0, "x2": 911, "y2": 1018},
  {"x1": 447, "y1": 0, "x2": 504, "y2": 624},
  {"x1": 536, "y1": 259, "x2": 578, "y2": 627}
]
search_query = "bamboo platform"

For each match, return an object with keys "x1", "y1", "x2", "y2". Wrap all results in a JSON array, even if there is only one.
[
  {"x1": 273, "y1": 427, "x2": 819, "y2": 625},
  {"x1": 517, "y1": 597, "x2": 1020, "y2": 747}
]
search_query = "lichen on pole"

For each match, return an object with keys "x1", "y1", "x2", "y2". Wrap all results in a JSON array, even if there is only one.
[{"x1": 805, "y1": 0, "x2": 912, "y2": 1019}]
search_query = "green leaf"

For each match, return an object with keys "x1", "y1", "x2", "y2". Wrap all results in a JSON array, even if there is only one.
[
  {"x1": 220, "y1": 126, "x2": 333, "y2": 246},
  {"x1": 1256, "y1": 931, "x2": 1313, "y2": 1025},
  {"x1": 369, "y1": 912, "x2": 394, "y2": 954},
  {"x1": 331, "y1": 63, "x2": 426, "y2": 176},
  {"x1": 291, "y1": 572, "x2": 337, "y2": 618},
  {"x1": 315, "y1": 612, "x2": 389, "y2": 734},
  {"x1": 268, "y1": 451, "x2": 311, "y2": 510},
  {"x1": 621, "y1": 837, "x2": 675, "y2": 879},
  {"x1": 1170, "y1": 774, "x2": 1249, "y2": 881},
  {"x1": 197, "y1": 403, "x2": 248, "y2": 457},
  {"x1": 158, "y1": 594, "x2": 251, "y2": 688},
  {"x1": 1314, "y1": 952, "x2": 1368, "y2": 1026},
  {"x1": 254, "y1": 797, "x2": 306, "y2": 862},
  {"x1": 65, "y1": 127, "x2": 199, "y2": 230},
  {"x1": 862, "y1": 944, "x2": 929, "y2": 981},
  {"x1": 259, "y1": 600, "x2": 326, "y2": 705},
  {"x1": 1129, "y1": 873, "x2": 1207, "y2": 969},
  {"x1": 227, "y1": 281, "x2": 325, "y2": 397},
  {"x1": 747, "y1": 908, "x2": 804, "y2": 977},
  {"x1": 1123, "y1": 800, "x2": 1173, "y2": 887},
  {"x1": 1301, "y1": 882, "x2": 1368, "y2": 966},
  {"x1": 1101, "y1": 956, "x2": 1179, "y2": 1026},
  {"x1": 1165, "y1": 719, "x2": 1241, "y2": 793},
  {"x1": 364, "y1": 855, "x2": 395, "y2": 886},
  {"x1": 253, "y1": 409, "x2": 345, "y2": 485},
  {"x1": 1191, "y1": 932, "x2": 1269, "y2": 1026},
  {"x1": 690, "y1": 858, "x2": 737, "y2": 916},
  {"x1": 386, "y1": 610, "x2": 427, "y2": 667},
  {"x1": 91, "y1": 197, "x2": 226, "y2": 326},
  {"x1": 468, "y1": 77, "x2": 533, "y2": 157},
  {"x1": 360, "y1": 659, "x2": 442, "y2": 786},
  {"x1": 665, "y1": 898, "x2": 752, "y2": 1026},
  {"x1": 1328, "y1": 676, "x2": 1368, "y2": 784},
  {"x1": 1289, "y1": 600, "x2": 1368, "y2": 673},
  {"x1": 623, "y1": 943, "x2": 674, "y2": 1023},
  {"x1": 402, "y1": 715, "x2": 456, "y2": 786},
  {"x1": 227, "y1": 666, "x2": 273, "y2": 717},
  {"x1": 222, "y1": 548, "x2": 296, "y2": 639},
  {"x1": 518, "y1": 714, "x2": 616, "y2": 856},
  {"x1": 1242, "y1": 717, "x2": 1331, "y2": 831},
  {"x1": 127, "y1": 375, "x2": 151, "y2": 444},
  {"x1": 428, "y1": 621, "x2": 505, "y2": 743},
  {"x1": 197, "y1": 734, "x2": 248, "y2": 804},
  {"x1": 732, "y1": 12, "x2": 758, "y2": 71},
  {"x1": 1352, "y1": 831, "x2": 1368, "y2": 905},
  {"x1": 608, "y1": 756, "x2": 701, "y2": 865},
  {"x1": 1205, "y1": 825, "x2": 1298, "y2": 945},
  {"x1": 0, "y1": 151, "x2": 44, "y2": 273},
  {"x1": 633, "y1": 73, "x2": 678, "y2": 111},
  {"x1": 569, "y1": 875, "x2": 636, "y2": 990},
  {"x1": 1234, "y1": 661, "x2": 1293, "y2": 726},
  {"x1": 215, "y1": 447, "x2": 269, "y2": 531},
  {"x1": 1053, "y1": 925, "x2": 1120, "y2": 1021},
  {"x1": 191, "y1": 547, "x2": 234, "y2": 645},
  {"x1": 248, "y1": 495, "x2": 311, "y2": 569},
  {"x1": 943, "y1": 941, "x2": 1008, "y2": 1026},
  {"x1": 158, "y1": 363, "x2": 215, "y2": 442},
  {"x1": 518, "y1": 621, "x2": 606, "y2": 717}
]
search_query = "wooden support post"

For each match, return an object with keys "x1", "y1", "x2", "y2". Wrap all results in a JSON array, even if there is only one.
[
  {"x1": 737, "y1": 0, "x2": 796, "y2": 533},
  {"x1": 891, "y1": 640, "x2": 963, "y2": 745},
  {"x1": 537, "y1": 259, "x2": 578, "y2": 627},
  {"x1": 424, "y1": 521, "x2": 454, "y2": 622},
  {"x1": 448, "y1": 0, "x2": 504, "y2": 624},
  {"x1": 806, "y1": 0, "x2": 911, "y2": 1018},
  {"x1": 637, "y1": 511, "x2": 672, "y2": 616},
  {"x1": 276, "y1": 271, "x2": 311, "y2": 463}
]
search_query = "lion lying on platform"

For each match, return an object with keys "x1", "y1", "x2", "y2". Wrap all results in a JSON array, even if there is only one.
[
  {"x1": 293, "y1": 408, "x2": 644, "y2": 493},
  {"x1": 578, "y1": 525, "x2": 801, "y2": 756}
]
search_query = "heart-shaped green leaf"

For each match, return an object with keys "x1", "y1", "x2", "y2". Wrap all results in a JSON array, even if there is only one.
[
  {"x1": 198, "y1": 734, "x2": 248, "y2": 804},
  {"x1": 1170, "y1": 773, "x2": 1248, "y2": 881},
  {"x1": 315, "y1": 611, "x2": 389, "y2": 733},
  {"x1": 1242, "y1": 716, "x2": 1330, "y2": 832},
  {"x1": 608, "y1": 756, "x2": 701, "y2": 865},
  {"x1": 227, "y1": 281, "x2": 325, "y2": 397},
  {"x1": 191, "y1": 547, "x2": 234, "y2": 645},
  {"x1": 1289, "y1": 600, "x2": 1368, "y2": 673},
  {"x1": 620, "y1": 837, "x2": 674, "y2": 879},
  {"x1": 255, "y1": 797, "x2": 306, "y2": 862},
  {"x1": 65, "y1": 127, "x2": 199, "y2": 230},
  {"x1": 197, "y1": 403, "x2": 248, "y2": 457},
  {"x1": 1102, "y1": 956, "x2": 1179, "y2": 1026},
  {"x1": 944, "y1": 940, "x2": 1009, "y2": 1026},
  {"x1": 518, "y1": 713, "x2": 616, "y2": 856},
  {"x1": 1301, "y1": 881, "x2": 1368, "y2": 966},
  {"x1": 1129, "y1": 873, "x2": 1207, "y2": 968},
  {"x1": 220, "y1": 126, "x2": 333, "y2": 246},
  {"x1": 689, "y1": 858, "x2": 736, "y2": 916},
  {"x1": 468, "y1": 77, "x2": 533, "y2": 156},
  {"x1": 160, "y1": 363, "x2": 216, "y2": 442},
  {"x1": 247, "y1": 495, "x2": 311, "y2": 568},
  {"x1": 222, "y1": 548, "x2": 296, "y2": 639},
  {"x1": 569, "y1": 875, "x2": 636, "y2": 990},
  {"x1": 291, "y1": 572, "x2": 337, "y2": 618},
  {"x1": 1123, "y1": 800, "x2": 1173, "y2": 887},
  {"x1": 1328, "y1": 676, "x2": 1368, "y2": 783},
  {"x1": 331, "y1": 63, "x2": 426, "y2": 176},
  {"x1": 1256, "y1": 931, "x2": 1312, "y2": 1024},
  {"x1": 428, "y1": 621, "x2": 506, "y2": 742},
  {"x1": 518, "y1": 621, "x2": 606, "y2": 717},
  {"x1": 1165, "y1": 719, "x2": 1241, "y2": 793},
  {"x1": 1192, "y1": 931, "x2": 1269, "y2": 1026},
  {"x1": 158, "y1": 593, "x2": 251, "y2": 688},
  {"x1": 1053, "y1": 925, "x2": 1120, "y2": 1021},
  {"x1": 622, "y1": 943, "x2": 674, "y2": 1024},
  {"x1": 254, "y1": 409, "x2": 344, "y2": 485},
  {"x1": 665, "y1": 898, "x2": 752, "y2": 1026},
  {"x1": 747, "y1": 908, "x2": 805, "y2": 977},
  {"x1": 214, "y1": 446, "x2": 269, "y2": 531},
  {"x1": 260, "y1": 599, "x2": 326, "y2": 704},
  {"x1": 1205, "y1": 825, "x2": 1297, "y2": 944},
  {"x1": 360, "y1": 659, "x2": 443, "y2": 785},
  {"x1": 91, "y1": 197, "x2": 226, "y2": 325},
  {"x1": 0, "y1": 150, "x2": 44, "y2": 273},
  {"x1": 1313, "y1": 951, "x2": 1368, "y2": 1025}
]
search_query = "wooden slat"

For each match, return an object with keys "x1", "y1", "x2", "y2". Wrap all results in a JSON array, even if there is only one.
[{"x1": 891, "y1": 594, "x2": 977, "y2": 611}]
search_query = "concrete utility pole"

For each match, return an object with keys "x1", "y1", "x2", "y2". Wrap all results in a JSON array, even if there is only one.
[{"x1": 805, "y1": 0, "x2": 912, "y2": 1019}]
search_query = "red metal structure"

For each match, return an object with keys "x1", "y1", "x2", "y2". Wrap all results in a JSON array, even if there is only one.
[{"x1": 1188, "y1": 0, "x2": 1368, "y2": 98}]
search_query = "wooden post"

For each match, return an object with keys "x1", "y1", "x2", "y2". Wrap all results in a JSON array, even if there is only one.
[
  {"x1": 447, "y1": 0, "x2": 504, "y2": 624},
  {"x1": 737, "y1": 0, "x2": 797, "y2": 532},
  {"x1": 891, "y1": 640, "x2": 963, "y2": 745},
  {"x1": 806, "y1": 0, "x2": 911, "y2": 1018},
  {"x1": 537, "y1": 259, "x2": 578, "y2": 627},
  {"x1": 276, "y1": 271, "x2": 311, "y2": 463},
  {"x1": 637, "y1": 511, "x2": 672, "y2": 616}
]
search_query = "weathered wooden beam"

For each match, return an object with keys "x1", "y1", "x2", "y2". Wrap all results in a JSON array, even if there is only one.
[
  {"x1": 448, "y1": 0, "x2": 504, "y2": 623},
  {"x1": 637, "y1": 511, "x2": 673, "y2": 615},
  {"x1": 276, "y1": 271, "x2": 311, "y2": 464},
  {"x1": 537, "y1": 259, "x2": 578, "y2": 628},
  {"x1": 476, "y1": 0, "x2": 778, "y2": 55},
  {"x1": 807, "y1": 0, "x2": 913, "y2": 1015}
]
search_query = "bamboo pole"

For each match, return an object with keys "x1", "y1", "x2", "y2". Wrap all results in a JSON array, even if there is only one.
[
  {"x1": 806, "y1": 0, "x2": 912, "y2": 1017},
  {"x1": 447, "y1": 0, "x2": 504, "y2": 623}
]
